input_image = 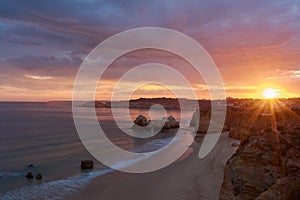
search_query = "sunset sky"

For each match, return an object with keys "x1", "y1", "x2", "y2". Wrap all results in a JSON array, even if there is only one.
[{"x1": 0, "y1": 0, "x2": 300, "y2": 101}]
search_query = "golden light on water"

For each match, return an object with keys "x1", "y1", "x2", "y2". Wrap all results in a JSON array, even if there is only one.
[{"x1": 262, "y1": 88, "x2": 278, "y2": 99}]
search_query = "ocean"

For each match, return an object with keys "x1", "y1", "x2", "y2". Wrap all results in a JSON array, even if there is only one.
[{"x1": 0, "y1": 102, "x2": 196, "y2": 200}]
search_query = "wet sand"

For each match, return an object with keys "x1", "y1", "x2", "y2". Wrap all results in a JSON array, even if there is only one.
[{"x1": 71, "y1": 133, "x2": 238, "y2": 200}]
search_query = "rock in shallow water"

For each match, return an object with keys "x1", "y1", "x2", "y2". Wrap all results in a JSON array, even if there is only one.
[
  {"x1": 28, "y1": 163, "x2": 34, "y2": 168},
  {"x1": 133, "y1": 115, "x2": 149, "y2": 127},
  {"x1": 133, "y1": 115, "x2": 180, "y2": 132},
  {"x1": 163, "y1": 116, "x2": 180, "y2": 130},
  {"x1": 35, "y1": 173, "x2": 42, "y2": 180},
  {"x1": 81, "y1": 160, "x2": 94, "y2": 170},
  {"x1": 25, "y1": 172, "x2": 34, "y2": 179}
]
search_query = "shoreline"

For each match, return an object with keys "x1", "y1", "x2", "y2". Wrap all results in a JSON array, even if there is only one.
[{"x1": 71, "y1": 133, "x2": 238, "y2": 200}]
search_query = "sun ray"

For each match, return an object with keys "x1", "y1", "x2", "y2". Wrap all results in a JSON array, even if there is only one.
[
  {"x1": 274, "y1": 99, "x2": 300, "y2": 122},
  {"x1": 246, "y1": 100, "x2": 268, "y2": 129},
  {"x1": 269, "y1": 99, "x2": 285, "y2": 177}
]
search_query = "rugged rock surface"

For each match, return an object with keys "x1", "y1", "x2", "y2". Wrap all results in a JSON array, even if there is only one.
[
  {"x1": 220, "y1": 128, "x2": 300, "y2": 199},
  {"x1": 220, "y1": 120, "x2": 300, "y2": 199},
  {"x1": 256, "y1": 176, "x2": 300, "y2": 200}
]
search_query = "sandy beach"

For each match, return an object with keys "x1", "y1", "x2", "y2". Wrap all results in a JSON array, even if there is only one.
[{"x1": 71, "y1": 133, "x2": 238, "y2": 200}]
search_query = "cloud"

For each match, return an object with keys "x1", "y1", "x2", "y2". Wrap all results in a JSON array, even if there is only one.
[
  {"x1": 0, "y1": 0, "x2": 299, "y2": 100},
  {"x1": 0, "y1": 55, "x2": 79, "y2": 91},
  {"x1": 25, "y1": 74, "x2": 53, "y2": 80}
]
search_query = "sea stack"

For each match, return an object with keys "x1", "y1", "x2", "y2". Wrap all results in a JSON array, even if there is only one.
[
  {"x1": 35, "y1": 174, "x2": 42, "y2": 180},
  {"x1": 133, "y1": 115, "x2": 149, "y2": 127},
  {"x1": 25, "y1": 172, "x2": 34, "y2": 179},
  {"x1": 81, "y1": 160, "x2": 94, "y2": 170}
]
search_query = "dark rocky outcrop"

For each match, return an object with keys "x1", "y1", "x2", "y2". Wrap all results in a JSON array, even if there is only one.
[
  {"x1": 81, "y1": 160, "x2": 94, "y2": 170},
  {"x1": 129, "y1": 98, "x2": 181, "y2": 109},
  {"x1": 190, "y1": 109, "x2": 210, "y2": 134},
  {"x1": 35, "y1": 173, "x2": 42, "y2": 180},
  {"x1": 218, "y1": 98, "x2": 300, "y2": 199},
  {"x1": 25, "y1": 172, "x2": 34, "y2": 179},
  {"x1": 133, "y1": 115, "x2": 180, "y2": 131},
  {"x1": 28, "y1": 163, "x2": 34, "y2": 168},
  {"x1": 133, "y1": 115, "x2": 149, "y2": 127},
  {"x1": 163, "y1": 116, "x2": 180, "y2": 130},
  {"x1": 191, "y1": 99, "x2": 300, "y2": 140}
]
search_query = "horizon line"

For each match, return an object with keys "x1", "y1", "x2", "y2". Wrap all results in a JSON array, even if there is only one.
[{"x1": 1, "y1": 96, "x2": 300, "y2": 103}]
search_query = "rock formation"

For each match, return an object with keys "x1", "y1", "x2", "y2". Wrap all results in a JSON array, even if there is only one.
[
  {"x1": 133, "y1": 115, "x2": 149, "y2": 127},
  {"x1": 132, "y1": 115, "x2": 180, "y2": 131},
  {"x1": 219, "y1": 100, "x2": 300, "y2": 200},
  {"x1": 35, "y1": 173, "x2": 42, "y2": 180},
  {"x1": 28, "y1": 163, "x2": 34, "y2": 168},
  {"x1": 81, "y1": 160, "x2": 94, "y2": 170},
  {"x1": 220, "y1": 126, "x2": 300, "y2": 199},
  {"x1": 25, "y1": 172, "x2": 34, "y2": 179},
  {"x1": 163, "y1": 116, "x2": 180, "y2": 130}
]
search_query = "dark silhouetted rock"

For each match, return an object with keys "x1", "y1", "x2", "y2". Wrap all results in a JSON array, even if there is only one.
[
  {"x1": 81, "y1": 160, "x2": 94, "y2": 169},
  {"x1": 190, "y1": 111, "x2": 199, "y2": 127},
  {"x1": 133, "y1": 115, "x2": 149, "y2": 127},
  {"x1": 132, "y1": 115, "x2": 179, "y2": 133},
  {"x1": 163, "y1": 116, "x2": 179, "y2": 130},
  {"x1": 35, "y1": 173, "x2": 42, "y2": 180},
  {"x1": 25, "y1": 172, "x2": 34, "y2": 179}
]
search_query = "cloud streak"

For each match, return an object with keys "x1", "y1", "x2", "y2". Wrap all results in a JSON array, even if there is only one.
[{"x1": 25, "y1": 74, "x2": 53, "y2": 80}]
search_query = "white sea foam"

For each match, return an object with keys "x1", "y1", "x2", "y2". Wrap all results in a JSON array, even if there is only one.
[
  {"x1": 0, "y1": 171, "x2": 23, "y2": 178},
  {"x1": 0, "y1": 135, "x2": 179, "y2": 200}
]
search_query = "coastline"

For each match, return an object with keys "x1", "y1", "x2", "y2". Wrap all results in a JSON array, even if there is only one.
[{"x1": 71, "y1": 133, "x2": 238, "y2": 200}]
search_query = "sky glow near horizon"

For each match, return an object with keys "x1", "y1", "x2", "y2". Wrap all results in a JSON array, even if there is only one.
[{"x1": 0, "y1": 0, "x2": 300, "y2": 101}]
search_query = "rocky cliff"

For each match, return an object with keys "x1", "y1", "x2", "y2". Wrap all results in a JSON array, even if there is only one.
[{"x1": 219, "y1": 100, "x2": 300, "y2": 200}]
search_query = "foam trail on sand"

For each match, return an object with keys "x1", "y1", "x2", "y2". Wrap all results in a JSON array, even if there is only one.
[
  {"x1": 0, "y1": 135, "x2": 180, "y2": 200},
  {"x1": 0, "y1": 169, "x2": 113, "y2": 200}
]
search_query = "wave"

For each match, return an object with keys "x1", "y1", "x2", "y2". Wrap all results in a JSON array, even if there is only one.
[
  {"x1": 0, "y1": 152, "x2": 155, "y2": 200},
  {"x1": 0, "y1": 130, "x2": 191, "y2": 200},
  {"x1": 0, "y1": 146, "x2": 158, "y2": 200},
  {"x1": 0, "y1": 171, "x2": 24, "y2": 178},
  {"x1": 0, "y1": 169, "x2": 113, "y2": 200}
]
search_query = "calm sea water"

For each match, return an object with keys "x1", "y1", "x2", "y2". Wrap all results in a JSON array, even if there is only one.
[{"x1": 0, "y1": 102, "x2": 195, "y2": 200}]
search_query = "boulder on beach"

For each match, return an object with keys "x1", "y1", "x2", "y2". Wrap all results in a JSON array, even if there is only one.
[
  {"x1": 25, "y1": 172, "x2": 34, "y2": 179},
  {"x1": 81, "y1": 160, "x2": 94, "y2": 169}
]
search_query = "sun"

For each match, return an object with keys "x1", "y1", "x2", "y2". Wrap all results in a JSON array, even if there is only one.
[{"x1": 262, "y1": 88, "x2": 278, "y2": 99}]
